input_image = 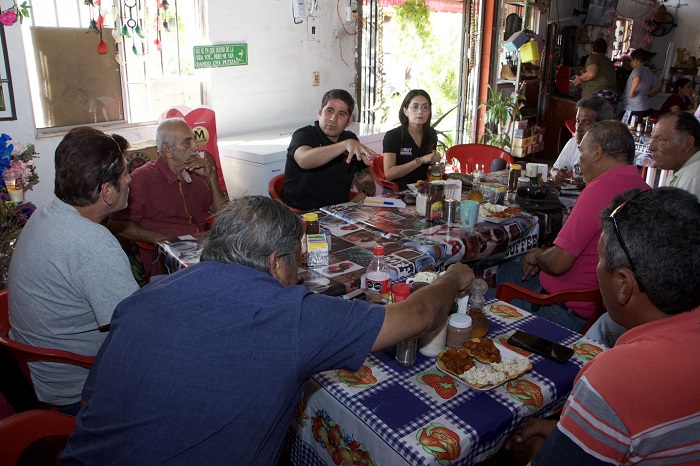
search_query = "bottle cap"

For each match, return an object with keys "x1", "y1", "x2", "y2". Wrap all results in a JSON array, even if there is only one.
[
  {"x1": 511, "y1": 163, "x2": 521, "y2": 170},
  {"x1": 303, "y1": 213, "x2": 319, "y2": 222},
  {"x1": 373, "y1": 245, "x2": 385, "y2": 255},
  {"x1": 518, "y1": 176, "x2": 529, "y2": 183},
  {"x1": 448, "y1": 314, "x2": 473, "y2": 329}
]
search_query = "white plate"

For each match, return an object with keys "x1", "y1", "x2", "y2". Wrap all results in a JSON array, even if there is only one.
[
  {"x1": 436, "y1": 342, "x2": 532, "y2": 391},
  {"x1": 407, "y1": 183, "x2": 418, "y2": 193},
  {"x1": 477, "y1": 214, "x2": 521, "y2": 224}
]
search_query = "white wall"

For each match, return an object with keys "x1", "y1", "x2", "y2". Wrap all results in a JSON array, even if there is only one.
[{"x1": 0, "y1": 0, "x2": 357, "y2": 206}]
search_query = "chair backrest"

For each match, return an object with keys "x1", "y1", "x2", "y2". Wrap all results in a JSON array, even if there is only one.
[
  {"x1": 268, "y1": 173, "x2": 285, "y2": 201},
  {"x1": 0, "y1": 409, "x2": 76, "y2": 466},
  {"x1": 369, "y1": 155, "x2": 399, "y2": 193},
  {"x1": 495, "y1": 282, "x2": 606, "y2": 334},
  {"x1": 446, "y1": 144, "x2": 515, "y2": 174},
  {"x1": 0, "y1": 290, "x2": 95, "y2": 385},
  {"x1": 643, "y1": 166, "x2": 673, "y2": 188}
]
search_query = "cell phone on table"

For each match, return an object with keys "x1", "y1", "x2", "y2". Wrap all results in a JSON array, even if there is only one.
[{"x1": 507, "y1": 330, "x2": 574, "y2": 363}]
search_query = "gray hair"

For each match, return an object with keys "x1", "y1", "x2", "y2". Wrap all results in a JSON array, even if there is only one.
[
  {"x1": 577, "y1": 96, "x2": 615, "y2": 122},
  {"x1": 600, "y1": 187, "x2": 700, "y2": 315},
  {"x1": 585, "y1": 120, "x2": 635, "y2": 163},
  {"x1": 200, "y1": 196, "x2": 304, "y2": 273},
  {"x1": 156, "y1": 118, "x2": 189, "y2": 157}
]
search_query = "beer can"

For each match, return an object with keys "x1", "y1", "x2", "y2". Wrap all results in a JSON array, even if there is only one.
[{"x1": 444, "y1": 199, "x2": 456, "y2": 224}]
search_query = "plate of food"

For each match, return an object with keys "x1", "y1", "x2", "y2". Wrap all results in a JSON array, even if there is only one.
[
  {"x1": 477, "y1": 203, "x2": 522, "y2": 224},
  {"x1": 436, "y1": 338, "x2": 532, "y2": 391}
]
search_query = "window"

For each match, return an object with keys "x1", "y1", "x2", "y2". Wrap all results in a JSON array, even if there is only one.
[{"x1": 23, "y1": 0, "x2": 204, "y2": 129}]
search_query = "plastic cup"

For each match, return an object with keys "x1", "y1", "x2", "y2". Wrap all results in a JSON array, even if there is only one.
[
  {"x1": 391, "y1": 283, "x2": 411, "y2": 303},
  {"x1": 460, "y1": 200, "x2": 479, "y2": 229}
]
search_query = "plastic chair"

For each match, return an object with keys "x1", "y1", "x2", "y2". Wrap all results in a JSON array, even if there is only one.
[
  {"x1": 495, "y1": 283, "x2": 606, "y2": 334},
  {"x1": 0, "y1": 290, "x2": 95, "y2": 387},
  {"x1": 268, "y1": 174, "x2": 302, "y2": 213},
  {"x1": 370, "y1": 154, "x2": 399, "y2": 192},
  {"x1": 446, "y1": 144, "x2": 514, "y2": 174},
  {"x1": 0, "y1": 409, "x2": 76, "y2": 466}
]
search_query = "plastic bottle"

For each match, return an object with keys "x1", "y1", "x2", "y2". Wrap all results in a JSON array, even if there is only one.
[
  {"x1": 507, "y1": 163, "x2": 522, "y2": 192},
  {"x1": 365, "y1": 246, "x2": 391, "y2": 303},
  {"x1": 427, "y1": 183, "x2": 445, "y2": 222},
  {"x1": 428, "y1": 162, "x2": 442, "y2": 182},
  {"x1": 415, "y1": 182, "x2": 429, "y2": 216},
  {"x1": 468, "y1": 278, "x2": 490, "y2": 338},
  {"x1": 446, "y1": 314, "x2": 473, "y2": 348}
]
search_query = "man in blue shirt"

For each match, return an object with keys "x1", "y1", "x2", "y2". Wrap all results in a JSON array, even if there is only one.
[{"x1": 61, "y1": 195, "x2": 473, "y2": 465}]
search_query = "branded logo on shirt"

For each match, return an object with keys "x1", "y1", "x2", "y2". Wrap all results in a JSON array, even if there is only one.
[{"x1": 400, "y1": 148, "x2": 413, "y2": 157}]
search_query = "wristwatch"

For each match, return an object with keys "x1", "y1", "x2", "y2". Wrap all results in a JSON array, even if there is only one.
[{"x1": 415, "y1": 157, "x2": 422, "y2": 165}]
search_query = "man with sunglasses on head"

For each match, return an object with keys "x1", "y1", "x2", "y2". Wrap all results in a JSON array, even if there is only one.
[
  {"x1": 505, "y1": 187, "x2": 700, "y2": 465},
  {"x1": 496, "y1": 121, "x2": 650, "y2": 333},
  {"x1": 7, "y1": 128, "x2": 139, "y2": 415}
]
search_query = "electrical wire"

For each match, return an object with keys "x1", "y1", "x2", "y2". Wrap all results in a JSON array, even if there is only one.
[{"x1": 336, "y1": 0, "x2": 359, "y2": 35}]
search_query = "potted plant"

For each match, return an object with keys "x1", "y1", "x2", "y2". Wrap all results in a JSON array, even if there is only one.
[{"x1": 479, "y1": 84, "x2": 524, "y2": 150}]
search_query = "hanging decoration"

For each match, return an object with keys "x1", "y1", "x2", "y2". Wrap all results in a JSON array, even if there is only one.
[{"x1": 85, "y1": 0, "x2": 108, "y2": 55}]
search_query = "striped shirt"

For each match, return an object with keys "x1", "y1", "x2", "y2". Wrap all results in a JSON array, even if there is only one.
[{"x1": 534, "y1": 308, "x2": 700, "y2": 465}]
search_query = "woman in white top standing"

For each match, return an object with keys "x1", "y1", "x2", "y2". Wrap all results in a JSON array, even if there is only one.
[{"x1": 621, "y1": 48, "x2": 662, "y2": 120}]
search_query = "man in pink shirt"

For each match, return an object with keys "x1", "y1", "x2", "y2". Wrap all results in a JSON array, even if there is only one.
[{"x1": 496, "y1": 120, "x2": 650, "y2": 332}]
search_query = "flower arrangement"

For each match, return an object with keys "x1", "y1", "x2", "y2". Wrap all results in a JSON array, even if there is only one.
[
  {"x1": 0, "y1": 1, "x2": 30, "y2": 26},
  {"x1": 0, "y1": 133, "x2": 39, "y2": 190}
]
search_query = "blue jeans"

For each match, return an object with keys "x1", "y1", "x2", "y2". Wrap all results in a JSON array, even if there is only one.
[
  {"x1": 585, "y1": 313, "x2": 626, "y2": 347},
  {"x1": 496, "y1": 260, "x2": 587, "y2": 333}
]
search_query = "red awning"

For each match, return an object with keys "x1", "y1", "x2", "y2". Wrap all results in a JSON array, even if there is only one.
[{"x1": 363, "y1": 0, "x2": 465, "y2": 14}]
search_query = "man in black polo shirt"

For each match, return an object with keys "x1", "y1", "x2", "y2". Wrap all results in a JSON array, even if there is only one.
[{"x1": 282, "y1": 89, "x2": 376, "y2": 210}]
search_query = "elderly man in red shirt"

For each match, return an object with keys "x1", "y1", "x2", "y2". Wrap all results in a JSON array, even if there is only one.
[{"x1": 109, "y1": 118, "x2": 227, "y2": 274}]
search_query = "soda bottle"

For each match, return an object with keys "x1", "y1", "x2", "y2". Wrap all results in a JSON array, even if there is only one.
[
  {"x1": 365, "y1": 246, "x2": 391, "y2": 303},
  {"x1": 468, "y1": 278, "x2": 490, "y2": 338}
]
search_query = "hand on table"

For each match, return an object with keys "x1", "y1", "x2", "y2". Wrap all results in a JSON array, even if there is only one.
[{"x1": 342, "y1": 140, "x2": 377, "y2": 166}]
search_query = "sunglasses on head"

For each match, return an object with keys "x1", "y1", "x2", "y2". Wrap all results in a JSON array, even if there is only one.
[{"x1": 608, "y1": 191, "x2": 645, "y2": 292}]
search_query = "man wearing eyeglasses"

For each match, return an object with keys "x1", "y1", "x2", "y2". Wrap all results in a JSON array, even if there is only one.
[
  {"x1": 7, "y1": 128, "x2": 139, "y2": 415},
  {"x1": 505, "y1": 187, "x2": 700, "y2": 465},
  {"x1": 282, "y1": 89, "x2": 377, "y2": 210},
  {"x1": 496, "y1": 121, "x2": 650, "y2": 333},
  {"x1": 648, "y1": 111, "x2": 700, "y2": 198}
]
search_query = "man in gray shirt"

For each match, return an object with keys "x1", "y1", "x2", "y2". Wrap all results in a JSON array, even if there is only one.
[{"x1": 8, "y1": 128, "x2": 139, "y2": 414}]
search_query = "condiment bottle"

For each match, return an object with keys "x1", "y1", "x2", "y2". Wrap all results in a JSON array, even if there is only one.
[
  {"x1": 427, "y1": 182, "x2": 445, "y2": 222},
  {"x1": 508, "y1": 163, "x2": 522, "y2": 192},
  {"x1": 517, "y1": 176, "x2": 530, "y2": 189},
  {"x1": 428, "y1": 162, "x2": 442, "y2": 182},
  {"x1": 468, "y1": 278, "x2": 489, "y2": 338},
  {"x1": 415, "y1": 182, "x2": 429, "y2": 216},
  {"x1": 446, "y1": 314, "x2": 473, "y2": 348},
  {"x1": 303, "y1": 213, "x2": 320, "y2": 235},
  {"x1": 365, "y1": 246, "x2": 391, "y2": 303}
]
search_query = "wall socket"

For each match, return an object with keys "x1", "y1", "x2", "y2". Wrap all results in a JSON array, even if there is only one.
[{"x1": 312, "y1": 71, "x2": 320, "y2": 86}]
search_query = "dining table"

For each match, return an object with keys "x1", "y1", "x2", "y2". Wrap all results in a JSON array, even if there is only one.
[{"x1": 283, "y1": 298, "x2": 605, "y2": 466}]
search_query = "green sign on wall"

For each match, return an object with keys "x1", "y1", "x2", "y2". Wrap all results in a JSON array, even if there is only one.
[{"x1": 193, "y1": 44, "x2": 248, "y2": 69}]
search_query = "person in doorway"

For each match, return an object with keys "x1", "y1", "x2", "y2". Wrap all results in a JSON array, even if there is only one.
[
  {"x1": 659, "y1": 77, "x2": 699, "y2": 115},
  {"x1": 550, "y1": 96, "x2": 614, "y2": 187},
  {"x1": 620, "y1": 48, "x2": 661, "y2": 120},
  {"x1": 8, "y1": 128, "x2": 139, "y2": 415},
  {"x1": 496, "y1": 121, "x2": 650, "y2": 333},
  {"x1": 505, "y1": 187, "x2": 700, "y2": 465},
  {"x1": 281, "y1": 89, "x2": 377, "y2": 211},
  {"x1": 572, "y1": 38, "x2": 618, "y2": 106},
  {"x1": 59, "y1": 195, "x2": 474, "y2": 464},
  {"x1": 382, "y1": 89, "x2": 442, "y2": 190}
]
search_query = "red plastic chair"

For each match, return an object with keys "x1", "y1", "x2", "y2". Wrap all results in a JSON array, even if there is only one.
[
  {"x1": 445, "y1": 144, "x2": 514, "y2": 174},
  {"x1": 0, "y1": 409, "x2": 76, "y2": 466},
  {"x1": 0, "y1": 290, "x2": 95, "y2": 387},
  {"x1": 370, "y1": 154, "x2": 399, "y2": 193},
  {"x1": 495, "y1": 283, "x2": 606, "y2": 334},
  {"x1": 268, "y1": 173, "x2": 302, "y2": 213}
]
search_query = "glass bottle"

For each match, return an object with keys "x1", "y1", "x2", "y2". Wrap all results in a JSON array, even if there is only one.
[
  {"x1": 507, "y1": 163, "x2": 522, "y2": 192},
  {"x1": 427, "y1": 183, "x2": 445, "y2": 222},
  {"x1": 303, "y1": 212, "x2": 320, "y2": 235},
  {"x1": 428, "y1": 162, "x2": 442, "y2": 182},
  {"x1": 365, "y1": 246, "x2": 391, "y2": 303},
  {"x1": 468, "y1": 278, "x2": 490, "y2": 338}
]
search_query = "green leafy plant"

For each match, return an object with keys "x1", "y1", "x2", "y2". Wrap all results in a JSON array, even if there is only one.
[
  {"x1": 394, "y1": 0, "x2": 432, "y2": 45},
  {"x1": 478, "y1": 84, "x2": 524, "y2": 150},
  {"x1": 432, "y1": 104, "x2": 457, "y2": 153}
]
